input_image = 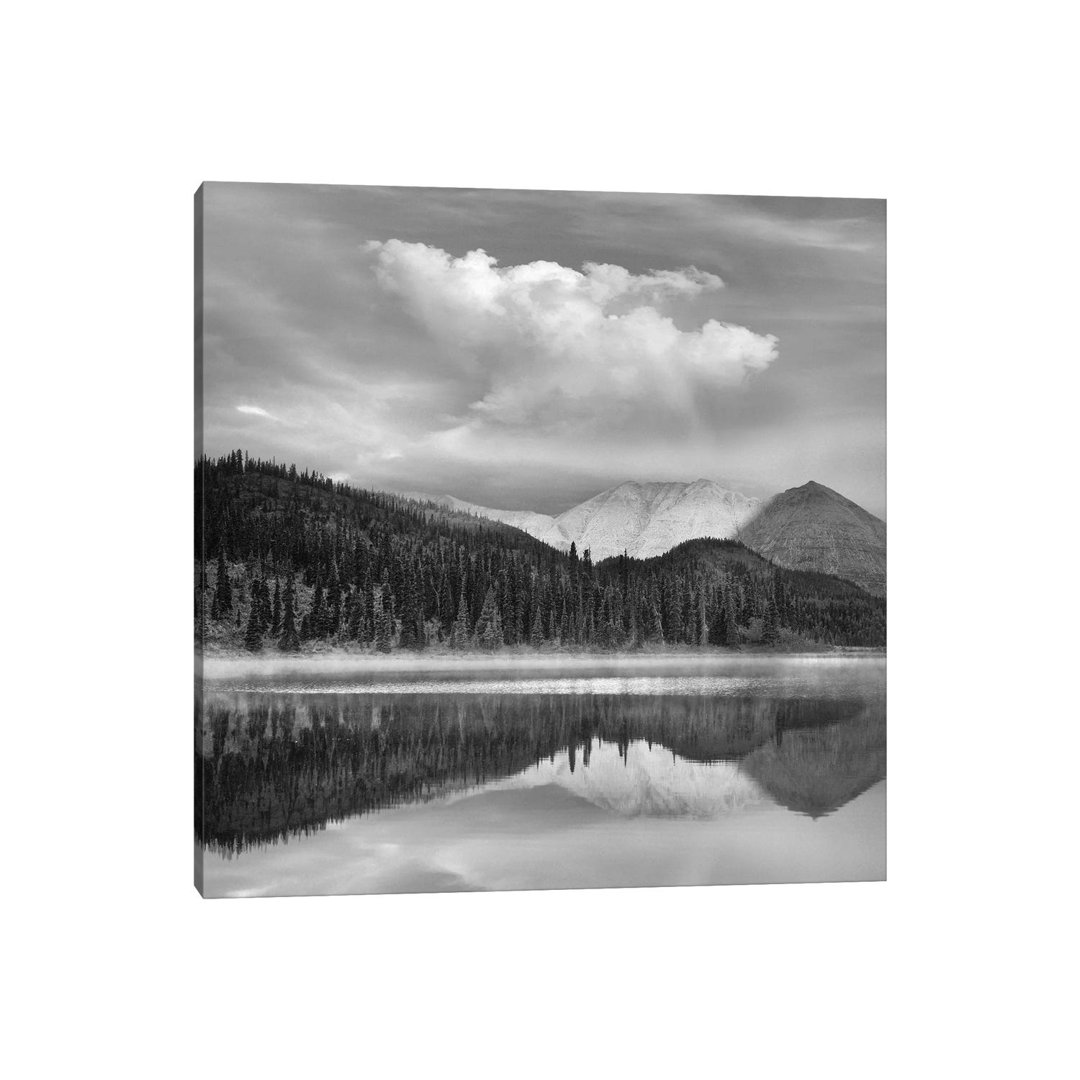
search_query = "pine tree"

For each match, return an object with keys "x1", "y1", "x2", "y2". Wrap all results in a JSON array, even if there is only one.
[
  {"x1": 648, "y1": 602, "x2": 665, "y2": 644},
  {"x1": 212, "y1": 547, "x2": 232, "y2": 620},
  {"x1": 308, "y1": 579, "x2": 325, "y2": 640},
  {"x1": 664, "y1": 581, "x2": 684, "y2": 642},
  {"x1": 346, "y1": 587, "x2": 364, "y2": 640},
  {"x1": 721, "y1": 601, "x2": 739, "y2": 647},
  {"x1": 372, "y1": 586, "x2": 386, "y2": 651},
  {"x1": 255, "y1": 578, "x2": 271, "y2": 631},
  {"x1": 476, "y1": 586, "x2": 502, "y2": 650},
  {"x1": 451, "y1": 588, "x2": 472, "y2": 649},
  {"x1": 529, "y1": 603, "x2": 544, "y2": 647},
  {"x1": 322, "y1": 556, "x2": 342, "y2": 637},
  {"x1": 195, "y1": 453, "x2": 886, "y2": 653},
  {"x1": 439, "y1": 570, "x2": 454, "y2": 630},
  {"x1": 244, "y1": 596, "x2": 263, "y2": 651},
  {"x1": 762, "y1": 598, "x2": 779, "y2": 645},
  {"x1": 511, "y1": 579, "x2": 525, "y2": 645},
  {"x1": 248, "y1": 577, "x2": 262, "y2": 631},
  {"x1": 399, "y1": 574, "x2": 421, "y2": 648},
  {"x1": 271, "y1": 578, "x2": 281, "y2": 636},
  {"x1": 279, "y1": 573, "x2": 300, "y2": 651},
  {"x1": 373, "y1": 585, "x2": 394, "y2": 653}
]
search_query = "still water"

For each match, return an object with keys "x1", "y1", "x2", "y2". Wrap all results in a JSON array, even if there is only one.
[{"x1": 196, "y1": 656, "x2": 885, "y2": 897}]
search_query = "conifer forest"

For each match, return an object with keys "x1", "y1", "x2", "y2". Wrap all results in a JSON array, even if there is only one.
[{"x1": 195, "y1": 451, "x2": 886, "y2": 654}]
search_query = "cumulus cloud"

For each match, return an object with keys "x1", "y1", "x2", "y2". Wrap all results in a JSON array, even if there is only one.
[{"x1": 366, "y1": 241, "x2": 778, "y2": 428}]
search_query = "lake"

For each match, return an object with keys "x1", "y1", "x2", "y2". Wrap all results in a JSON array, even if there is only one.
[{"x1": 195, "y1": 655, "x2": 885, "y2": 897}]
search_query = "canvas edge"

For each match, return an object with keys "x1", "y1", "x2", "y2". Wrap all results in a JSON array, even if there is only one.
[{"x1": 194, "y1": 183, "x2": 206, "y2": 898}]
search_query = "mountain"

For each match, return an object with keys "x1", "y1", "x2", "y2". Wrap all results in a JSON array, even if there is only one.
[
  {"x1": 739, "y1": 481, "x2": 886, "y2": 596},
  {"x1": 740, "y1": 707, "x2": 886, "y2": 818},
  {"x1": 480, "y1": 709, "x2": 885, "y2": 820},
  {"x1": 197, "y1": 452, "x2": 886, "y2": 653},
  {"x1": 474, "y1": 741, "x2": 768, "y2": 818},
  {"x1": 401, "y1": 477, "x2": 887, "y2": 594},
  {"x1": 198, "y1": 691, "x2": 885, "y2": 854},
  {"x1": 556, "y1": 480, "x2": 761, "y2": 561},
  {"x1": 397, "y1": 492, "x2": 572, "y2": 551},
  {"x1": 404, "y1": 479, "x2": 761, "y2": 561}
]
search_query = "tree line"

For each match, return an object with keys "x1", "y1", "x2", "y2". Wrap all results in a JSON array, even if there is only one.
[{"x1": 195, "y1": 451, "x2": 886, "y2": 652}]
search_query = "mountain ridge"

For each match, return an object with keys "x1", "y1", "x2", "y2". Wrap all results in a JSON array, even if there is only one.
[
  {"x1": 197, "y1": 452, "x2": 886, "y2": 653},
  {"x1": 401, "y1": 479, "x2": 762, "y2": 561},
  {"x1": 739, "y1": 481, "x2": 887, "y2": 596}
]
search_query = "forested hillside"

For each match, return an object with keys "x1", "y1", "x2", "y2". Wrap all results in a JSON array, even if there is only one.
[
  {"x1": 195, "y1": 452, "x2": 886, "y2": 653},
  {"x1": 740, "y1": 481, "x2": 887, "y2": 596}
]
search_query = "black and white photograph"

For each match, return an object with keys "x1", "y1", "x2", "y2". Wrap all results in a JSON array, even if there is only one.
[
  {"x1": 6, "y1": 2, "x2": 1075, "y2": 1075},
  {"x1": 195, "y1": 183, "x2": 886, "y2": 898}
]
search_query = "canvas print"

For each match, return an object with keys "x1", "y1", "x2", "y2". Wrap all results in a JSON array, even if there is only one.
[{"x1": 194, "y1": 183, "x2": 886, "y2": 898}]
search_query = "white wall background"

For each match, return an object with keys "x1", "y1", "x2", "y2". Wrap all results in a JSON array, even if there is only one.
[{"x1": 4, "y1": 2, "x2": 1074, "y2": 1077}]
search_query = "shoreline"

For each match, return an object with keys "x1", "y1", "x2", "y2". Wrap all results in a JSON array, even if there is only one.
[{"x1": 198, "y1": 645, "x2": 885, "y2": 680}]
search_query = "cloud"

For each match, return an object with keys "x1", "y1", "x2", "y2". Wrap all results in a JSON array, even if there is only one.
[
  {"x1": 365, "y1": 241, "x2": 778, "y2": 429},
  {"x1": 723, "y1": 210, "x2": 879, "y2": 253},
  {"x1": 236, "y1": 404, "x2": 276, "y2": 419},
  {"x1": 199, "y1": 186, "x2": 882, "y2": 515}
]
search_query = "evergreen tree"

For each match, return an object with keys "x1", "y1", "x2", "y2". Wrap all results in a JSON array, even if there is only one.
[
  {"x1": 212, "y1": 547, "x2": 232, "y2": 619},
  {"x1": 322, "y1": 556, "x2": 342, "y2": 637},
  {"x1": 439, "y1": 570, "x2": 454, "y2": 630},
  {"x1": 196, "y1": 453, "x2": 886, "y2": 652},
  {"x1": 529, "y1": 603, "x2": 544, "y2": 647},
  {"x1": 373, "y1": 585, "x2": 394, "y2": 653},
  {"x1": 451, "y1": 588, "x2": 472, "y2": 649},
  {"x1": 664, "y1": 581, "x2": 684, "y2": 642},
  {"x1": 721, "y1": 602, "x2": 739, "y2": 647},
  {"x1": 399, "y1": 574, "x2": 422, "y2": 648},
  {"x1": 279, "y1": 573, "x2": 300, "y2": 651},
  {"x1": 647, "y1": 602, "x2": 665, "y2": 644},
  {"x1": 345, "y1": 587, "x2": 365, "y2": 640},
  {"x1": 762, "y1": 598, "x2": 780, "y2": 645},
  {"x1": 256, "y1": 578, "x2": 272, "y2": 631},
  {"x1": 475, "y1": 586, "x2": 503, "y2": 650},
  {"x1": 308, "y1": 579, "x2": 325, "y2": 640},
  {"x1": 244, "y1": 596, "x2": 263, "y2": 651},
  {"x1": 271, "y1": 578, "x2": 281, "y2": 636}
]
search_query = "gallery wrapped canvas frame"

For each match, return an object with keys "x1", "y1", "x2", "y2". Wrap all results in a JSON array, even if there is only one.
[{"x1": 195, "y1": 182, "x2": 885, "y2": 899}]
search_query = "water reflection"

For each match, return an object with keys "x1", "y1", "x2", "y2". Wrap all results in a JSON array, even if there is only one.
[{"x1": 196, "y1": 686, "x2": 885, "y2": 858}]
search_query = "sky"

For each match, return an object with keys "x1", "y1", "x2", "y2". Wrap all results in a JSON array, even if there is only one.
[{"x1": 200, "y1": 183, "x2": 885, "y2": 517}]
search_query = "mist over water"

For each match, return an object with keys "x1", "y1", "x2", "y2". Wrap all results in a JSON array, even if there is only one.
[
  {"x1": 202, "y1": 651, "x2": 883, "y2": 681},
  {"x1": 196, "y1": 656, "x2": 885, "y2": 897}
]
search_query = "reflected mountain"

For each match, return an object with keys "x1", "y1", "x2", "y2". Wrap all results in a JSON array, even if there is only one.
[
  {"x1": 475, "y1": 740, "x2": 768, "y2": 818},
  {"x1": 196, "y1": 691, "x2": 885, "y2": 855},
  {"x1": 741, "y1": 708, "x2": 886, "y2": 818}
]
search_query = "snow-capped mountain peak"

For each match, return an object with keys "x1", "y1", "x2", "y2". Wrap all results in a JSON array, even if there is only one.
[
  {"x1": 553, "y1": 480, "x2": 761, "y2": 560},
  {"x1": 402, "y1": 479, "x2": 761, "y2": 561}
]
